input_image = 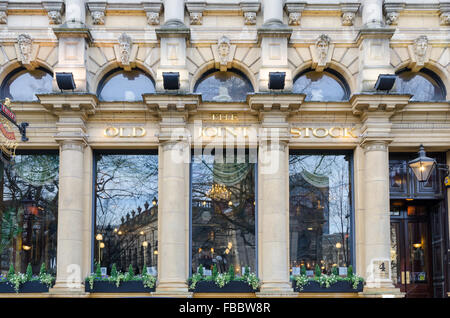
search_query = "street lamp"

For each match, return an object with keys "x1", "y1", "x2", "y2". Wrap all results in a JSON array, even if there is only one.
[
  {"x1": 96, "y1": 234, "x2": 103, "y2": 264},
  {"x1": 142, "y1": 241, "x2": 148, "y2": 270},
  {"x1": 335, "y1": 242, "x2": 342, "y2": 266},
  {"x1": 408, "y1": 145, "x2": 437, "y2": 182}
]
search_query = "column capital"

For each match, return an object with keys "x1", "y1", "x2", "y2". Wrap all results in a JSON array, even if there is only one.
[
  {"x1": 58, "y1": 139, "x2": 87, "y2": 152},
  {"x1": 360, "y1": 139, "x2": 391, "y2": 152}
]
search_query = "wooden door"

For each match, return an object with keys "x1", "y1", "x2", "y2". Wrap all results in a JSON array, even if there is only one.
[{"x1": 430, "y1": 202, "x2": 448, "y2": 298}]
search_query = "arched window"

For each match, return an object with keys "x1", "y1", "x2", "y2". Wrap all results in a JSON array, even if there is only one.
[
  {"x1": 97, "y1": 68, "x2": 155, "y2": 102},
  {"x1": 396, "y1": 69, "x2": 446, "y2": 101},
  {"x1": 194, "y1": 69, "x2": 254, "y2": 102},
  {"x1": 1, "y1": 67, "x2": 53, "y2": 101},
  {"x1": 293, "y1": 68, "x2": 350, "y2": 101}
]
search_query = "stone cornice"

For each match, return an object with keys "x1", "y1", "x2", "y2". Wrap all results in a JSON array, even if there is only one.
[
  {"x1": 355, "y1": 27, "x2": 396, "y2": 46},
  {"x1": 350, "y1": 94, "x2": 412, "y2": 116},
  {"x1": 257, "y1": 21, "x2": 292, "y2": 43},
  {"x1": 247, "y1": 93, "x2": 306, "y2": 113},
  {"x1": 143, "y1": 93, "x2": 200, "y2": 112},
  {"x1": 155, "y1": 19, "x2": 191, "y2": 39},
  {"x1": 52, "y1": 21, "x2": 93, "y2": 43},
  {"x1": 37, "y1": 93, "x2": 98, "y2": 117}
]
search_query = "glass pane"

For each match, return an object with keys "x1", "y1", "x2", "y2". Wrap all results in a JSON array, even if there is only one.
[
  {"x1": 94, "y1": 153, "x2": 158, "y2": 274},
  {"x1": 390, "y1": 223, "x2": 400, "y2": 285},
  {"x1": 2, "y1": 69, "x2": 53, "y2": 101},
  {"x1": 293, "y1": 72, "x2": 347, "y2": 101},
  {"x1": 408, "y1": 222, "x2": 428, "y2": 284},
  {"x1": 195, "y1": 71, "x2": 254, "y2": 102},
  {"x1": 289, "y1": 153, "x2": 352, "y2": 274},
  {"x1": 0, "y1": 154, "x2": 59, "y2": 275},
  {"x1": 191, "y1": 153, "x2": 256, "y2": 276},
  {"x1": 397, "y1": 71, "x2": 444, "y2": 101},
  {"x1": 98, "y1": 69, "x2": 156, "y2": 101}
]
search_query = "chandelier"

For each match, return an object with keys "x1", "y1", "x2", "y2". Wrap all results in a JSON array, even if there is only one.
[{"x1": 207, "y1": 183, "x2": 231, "y2": 201}]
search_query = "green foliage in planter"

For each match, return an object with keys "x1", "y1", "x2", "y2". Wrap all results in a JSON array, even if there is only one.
[
  {"x1": 300, "y1": 265, "x2": 306, "y2": 276},
  {"x1": 293, "y1": 267, "x2": 365, "y2": 291},
  {"x1": 347, "y1": 265, "x2": 353, "y2": 278},
  {"x1": 314, "y1": 264, "x2": 321, "y2": 277},
  {"x1": 38, "y1": 263, "x2": 55, "y2": 288},
  {"x1": 187, "y1": 266, "x2": 260, "y2": 291},
  {"x1": 228, "y1": 265, "x2": 235, "y2": 281},
  {"x1": 331, "y1": 265, "x2": 338, "y2": 276},
  {"x1": 211, "y1": 264, "x2": 218, "y2": 280},
  {"x1": 26, "y1": 263, "x2": 33, "y2": 281},
  {"x1": 7, "y1": 264, "x2": 15, "y2": 279},
  {"x1": 125, "y1": 264, "x2": 135, "y2": 281},
  {"x1": 111, "y1": 264, "x2": 118, "y2": 279},
  {"x1": 95, "y1": 262, "x2": 102, "y2": 278},
  {"x1": 39, "y1": 263, "x2": 46, "y2": 276}
]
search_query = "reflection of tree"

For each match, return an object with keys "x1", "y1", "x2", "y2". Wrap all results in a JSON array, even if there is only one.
[
  {"x1": 289, "y1": 154, "x2": 351, "y2": 272},
  {"x1": 0, "y1": 154, "x2": 59, "y2": 274},
  {"x1": 94, "y1": 154, "x2": 158, "y2": 272},
  {"x1": 191, "y1": 155, "x2": 256, "y2": 273}
]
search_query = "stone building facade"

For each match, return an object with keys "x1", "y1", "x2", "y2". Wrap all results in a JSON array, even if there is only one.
[{"x1": 0, "y1": 0, "x2": 448, "y2": 298}]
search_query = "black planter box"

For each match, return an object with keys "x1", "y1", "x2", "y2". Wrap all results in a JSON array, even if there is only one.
[
  {"x1": 85, "y1": 280, "x2": 155, "y2": 293},
  {"x1": 293, "y1": 280, "x2": 364, "y2": 293},
  {"x1": 0, "y1": 281, "x2": 51, "y2": 293},
  {"x1": 190, "y1": 280, "x2": 258, "y2": 293}
]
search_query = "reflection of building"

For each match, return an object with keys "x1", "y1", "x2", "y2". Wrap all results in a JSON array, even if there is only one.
[
  {"x1": 97, "y1": 202, "x2": 158, "y2": 274},
  {"x1": 289, "y1": 170, "x2": 329, "y2": 269}
]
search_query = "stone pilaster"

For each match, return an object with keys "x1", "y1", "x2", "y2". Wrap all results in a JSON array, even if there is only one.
[
  {"x1": 351, "y1": 94, "x2": 410, "y2": 298},
  {"x1": 155, "y1": 0, "x2": 190, "y2": 92},
  {"x1": 53, "y1": 0, "x2": 92, "y2": 92},
  {"x1": 144, "y1": 94, "x2": 198, "y2": 297},
  {"x1": 356, "y1": 0, "x2": 396, "y2": 92},
  {"x1": 36, "y1": 93, "x2": 97, "y2": 295},
  {"x1": 258, "y1": 0, "x2": 292, "y2": 92},
  {"x1": 249, "y1": 94, "x2": 304, "y2": 298}
]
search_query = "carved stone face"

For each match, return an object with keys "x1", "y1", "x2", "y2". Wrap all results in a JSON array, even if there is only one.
[
  {"x1": 414, "y1": 36, "x2": 428, "y2": 58},
  {"x1": 92, "y1": 11, "x2": 105, "y2": 25},
  {"x1": 18, "y1": 34, "x2": 32, "y2": 60},
  {"x1": 316, "y1": 35, "x2": 330, "y2": 62},
  {"x1": 217, "y1": 36, "x2": 231, "y2": 64},
  {"x1": 386, "y1": 12, "x2": 399, "y2": 25},
  {"x1": 48, "y1": 11, "x2": 61, "y2": 24},
  {"x1": 118, "y1": 33, "x2": 132, "y2": 65},
  {"x1": 147, "y1": 12, "x2": 159, "y2": 25}
]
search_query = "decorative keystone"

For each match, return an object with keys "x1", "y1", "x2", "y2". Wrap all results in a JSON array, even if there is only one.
[
  {"x1": 310, "y1": 34, "x2": 333, "y2": 72},
  {"x1": 87, "y1": 1, "x2": 107, "y2": 25},
  {"x1": 408, "y1": 35, "x2": 430, "y2": 72},
  {"x1": 212, "y1": 36, "x2": 236, "y2": 72},
  {"x1": 15, "y1": 34, "x2": 38, "y2": 70},
  {"x1": 284, "y1": 2, "x2": 305, "y2": 26}
]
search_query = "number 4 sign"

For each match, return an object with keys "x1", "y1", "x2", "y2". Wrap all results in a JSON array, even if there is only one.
[{"x1": 372, "y1": 259, "x2": 391, "y2": 281}]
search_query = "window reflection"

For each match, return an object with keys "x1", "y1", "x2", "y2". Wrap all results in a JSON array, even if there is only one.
[
  {"x1": 293, "y1": 70, "x2": 348, "y2": 101},
  {"x1": 396, "y1": 71, "x2": 445, "y2": 101},
  {"x1": 94, "y1": 153, "x2": 158, "y2": 274},
  {"x1": 1, "y1": 68, "x2": 53, "y2": 101},
  {"x1": 289, "y1": 153, "x2": 352, "y2": 274},
  {"x1": 191, "y1": 152, "x2": 256, "y2": 275},
  {"x1": 97, "y1": 69, "x2": 156, "y2": 102},
  {"x1": 0, "y1": 153, "x2": 59, "y2": 275},
  {"x1": 194, "y1": 70, "x2": 254, "y2": 102}
]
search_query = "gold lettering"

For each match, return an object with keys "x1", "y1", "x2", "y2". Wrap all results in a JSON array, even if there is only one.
[
  {"x1": 203, "y1": 127, "x2": 218, "y2": 137},
  {"x1": 329, "y1": 127, "x2": 343, "y2": 138},
  {"x1": 133, "y1": 127, "x2": 146, "y2": 137},
  {"x1": 225, "y1": 126, "x2": 238, "y2": 137},
  {"x1": 304, "y1": 127, "x2": 311, "y2": 138},
  {"x1": 312, "y1": 128, "x2": 328, "y2": 138},
  {"x1": 344, "y1": 127, "x2": 357, "y2": 138},
  {"x1": 104, "y1": 127, "x2": 119, "y2": 137},
  {"x1": 290, "y1": 128, "x2": 302, "y2": 138}
]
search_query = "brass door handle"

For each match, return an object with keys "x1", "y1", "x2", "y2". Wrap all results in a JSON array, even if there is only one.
[
  {"x1": 401, "y1": 271, "x2": 405, "y2": 284},
  {"x1": 406, "y1": 271, "x2": 410, "y2": 284}
]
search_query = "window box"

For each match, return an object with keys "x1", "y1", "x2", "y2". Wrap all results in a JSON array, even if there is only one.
[
  {"x1": 189, "y1": 280, "x2": 259, "y2": 293},
  {"x1": 292, "y1": 280, "x2": 363, "y2": 293},
  {"x1": 0, "y1": 281, "x2": 52, "y2": 293},
  {"x1": 85, "y1": 280, "x2": 155, "y2": 293}
]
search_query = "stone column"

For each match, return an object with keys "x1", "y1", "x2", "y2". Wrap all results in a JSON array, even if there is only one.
[
  {"x1": 263, "y1": 0, "x2": 284, "y2": 24},
  {"x1": 257, "y1": 139, "x2": 295, "y2": 296},
  {"x1": 52, "y1": 140, "x2": 86, "y2": 293},
  {"x1": 163, "y1": 0, "x2": 185, "y2": 23},
  {"x1": 361, "y1": 0, "x2": 383, "y2": 28},
  {"x1": 361, "y1": 140, "x2": 402, "y2": 297},
  {"x1": 65, "y1": 0, "x2": 86, "y2": 23},
  {"x1": 155, "y1": 140, "x2": 191, "y2": 296}
]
